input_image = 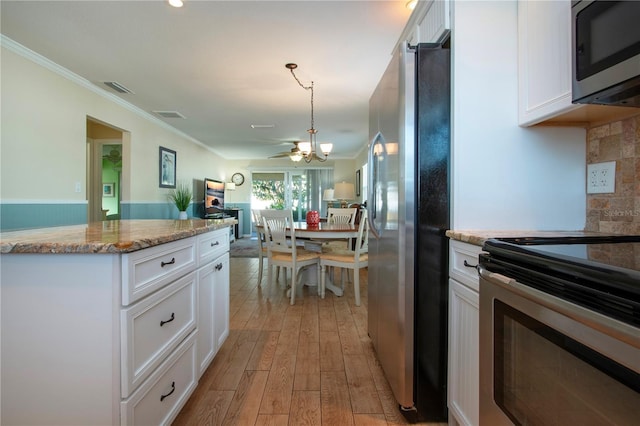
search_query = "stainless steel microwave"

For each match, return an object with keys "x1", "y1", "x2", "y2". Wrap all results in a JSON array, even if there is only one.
[{"x1": 572, "y1": 0, "x2": 640, "y2": 107}]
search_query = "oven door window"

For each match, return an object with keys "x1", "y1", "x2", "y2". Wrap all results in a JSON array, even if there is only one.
[{"x1": 494, "y1": 300, "x2": 640, "y2": 425}]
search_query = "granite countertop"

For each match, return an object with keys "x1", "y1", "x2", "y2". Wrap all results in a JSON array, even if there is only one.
[
  {"x1": 0, "y1": 219, "x2": 236, "y2": 254},
  {"x1": 446, "y1": 229, "x2": 608, "y2": 247}
]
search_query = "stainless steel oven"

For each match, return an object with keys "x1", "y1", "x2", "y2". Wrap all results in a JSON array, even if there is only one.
[{"x1": 479, "y1": 237, "x2": 640, "y2": 425}]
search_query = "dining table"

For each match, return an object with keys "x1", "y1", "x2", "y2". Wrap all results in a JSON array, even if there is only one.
[{"x1": 259, "y1": 221, "x2": 360, "y2": 297}]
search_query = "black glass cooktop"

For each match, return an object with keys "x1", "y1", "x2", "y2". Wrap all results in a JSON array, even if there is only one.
[{"x1": 480, "y1": 236, "x2": 640, "y2": 327}]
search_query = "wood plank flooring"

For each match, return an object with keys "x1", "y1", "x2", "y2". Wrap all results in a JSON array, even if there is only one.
[{"x1": 173, "y1": 257, "x2": 447, "y2": 426}]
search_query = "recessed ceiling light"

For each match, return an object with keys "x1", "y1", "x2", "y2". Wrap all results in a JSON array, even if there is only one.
[
  {"x1": 251, "y1": 124, "x2": 275, "y2": 129},
  {"x1": 168, "y1": 0, "x2": 183, "y2": 8}
]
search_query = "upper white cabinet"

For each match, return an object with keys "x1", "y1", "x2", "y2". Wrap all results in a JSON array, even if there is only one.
[
  {"x1": 518, "y1": 0, "x2": 581, "y2": 126},
  {"x1": 400, "y1": 0, "x2": 450, "y2": 46}
]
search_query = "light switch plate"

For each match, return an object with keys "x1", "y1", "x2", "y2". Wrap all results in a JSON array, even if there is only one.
[{"x1": 587, "y1": 161, "x2": 616, "y2": 194}]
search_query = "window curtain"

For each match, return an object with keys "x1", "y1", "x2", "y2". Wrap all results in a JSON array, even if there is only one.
[{"x1": 305, "y1": 169, "x2": 333, "y2": 217}]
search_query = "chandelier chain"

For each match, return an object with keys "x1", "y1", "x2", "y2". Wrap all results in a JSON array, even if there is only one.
[
  {"x1": 289, "y1": 68, "x2": 315, "y2": 131},
  {"x1": 285, "y1": 63, "x2": 330, "y2": 162}
]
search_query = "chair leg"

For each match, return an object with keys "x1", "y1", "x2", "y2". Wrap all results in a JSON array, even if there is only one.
[
  {"x1": 257, "y1": 255, "x2": 264, "y2": 286},
  {"x1": 353, "y1": 268, "x2": 360, "y2": 306},
  {"x1": 317, "y1": 263, "x2": 321, "y2": 298},
  {"x1": 267, "y1": 262, "x2": 273, "y2": 297},
  {"x1": 320, "y1": 265, "x2": 326, "y2": 299},
  {"x1": 290, "y1": 267, "x2": 297, "y2": 305}
]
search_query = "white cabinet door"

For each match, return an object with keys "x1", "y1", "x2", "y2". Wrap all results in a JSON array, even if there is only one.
[
  {"x1": 213, "y1": 253, "x2": 230, "y2": 351},
  {"x1": 399, "y1": 0, "x2": 450, "y2": 46},
  {"x1": 196, "y1": 261, "x2": 216, "y2": 376},
  {"x1": 196, "y1": 252, "x2": 230, "y2": 377},
  {"x1": 448, "y1": 278, "x2": 479, "y2": 426},
  {"x1": 518, "y1": 0, "x2": 581, "y2": 126}
]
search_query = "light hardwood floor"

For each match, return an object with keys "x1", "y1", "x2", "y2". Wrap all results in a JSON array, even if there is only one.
[{"x1": 173, "y1": 257, "x2": 447, "y2": 426}]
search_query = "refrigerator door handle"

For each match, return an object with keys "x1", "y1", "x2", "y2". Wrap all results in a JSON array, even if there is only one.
[{"x1": 368, "y1": 132, "x2": 386, "y2": 238}]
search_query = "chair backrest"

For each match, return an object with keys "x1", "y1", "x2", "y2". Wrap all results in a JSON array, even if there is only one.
[
  {"x1": 260, "y1": 209, "x2": 297, "y2": 256},
  {"x1": 327, "y1": 207, "x2": 357, "y2": 225},
  {"x1": 354, "y1": 214, "x2": 369, "y2": 256},
  {"x1": 252, "y1": 209, "x2": 266, "y2": 245}
]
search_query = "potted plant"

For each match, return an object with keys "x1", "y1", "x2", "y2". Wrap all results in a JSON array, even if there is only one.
[{"x1": 168, "y1": 182, "x2": 192, "y2": 219}]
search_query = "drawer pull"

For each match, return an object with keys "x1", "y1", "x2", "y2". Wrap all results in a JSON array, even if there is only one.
[
  {"x1": 160, "y1": 381, "x2": 176, "y2": 402},
  {"x1": 211, "y1": 241, "x2": 220, "y2": 247},
  {"x1": 161, "y1": 257, "x2": 176, "y2": 267},
  {"x1": 215, "y1": 263, "x2": 223, "y2": 271},
  {"x1": 463, "y1": 260, "x2": 478, "y2": 269},
  {"x1": 160, "y1": 312, "x2": 175, "y2": 327}
]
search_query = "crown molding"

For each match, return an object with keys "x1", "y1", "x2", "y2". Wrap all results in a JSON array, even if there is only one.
[{"x1": 0, "y1": 34, "x2": 226, "y2": 158}]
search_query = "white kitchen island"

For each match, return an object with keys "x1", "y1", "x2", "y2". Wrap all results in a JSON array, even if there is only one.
[{"x1": 0, "y1": 219, "x2": 234, "y2": 425}]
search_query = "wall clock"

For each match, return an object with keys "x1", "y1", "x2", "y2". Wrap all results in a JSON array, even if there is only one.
[{"x1": 231, "y1": 172, "x2": 245, "y2": 186}]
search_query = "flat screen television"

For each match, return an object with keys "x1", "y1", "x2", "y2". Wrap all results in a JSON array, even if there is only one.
[{"x1": 203, "y1": 178, "x2": 225, "y2": 218}]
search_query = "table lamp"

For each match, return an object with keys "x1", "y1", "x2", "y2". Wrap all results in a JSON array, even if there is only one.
[
  {"x1": 323, "y1": 189, "x2": 336, "y2": 209},
  {"x1": 334, "y1": 182, "x2": 355, "y2": 208}
]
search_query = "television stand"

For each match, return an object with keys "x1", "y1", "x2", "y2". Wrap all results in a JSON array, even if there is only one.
[{"x1": 222, "y1": 209, "x2": 243, "y2": 240}]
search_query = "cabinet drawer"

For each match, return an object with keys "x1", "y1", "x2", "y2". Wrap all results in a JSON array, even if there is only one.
[
  {"x1": 122, "y1": 237, "x2": 197, "y2": 305},
  {"x1": 121, "y1": 273, "x2": 196, "y2": 397},
  {"x1": 449, "y1": 240, "x2": 483, "y2": 292},
  {"x1": 121, "y1": 332, "x2": 197, "y2": 426},
  {"x1": 197, "y1": 228, "x2": 229, "y2": 266}
]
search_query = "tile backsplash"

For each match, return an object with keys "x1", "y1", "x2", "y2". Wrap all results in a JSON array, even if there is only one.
[{"x1": 586, "y1": 113, "x2": 640, "y2": 234}]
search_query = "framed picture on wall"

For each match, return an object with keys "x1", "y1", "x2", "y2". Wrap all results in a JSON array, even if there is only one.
[
  {"x1": 356, "y1": 169, "x2": 361, "y2": 197},
  {"x1": 103, "y1": 183, "x2": 115, "y2": 197},
  {"x1": 159, "y1": 146, "x2": 176, "y2": 188}
]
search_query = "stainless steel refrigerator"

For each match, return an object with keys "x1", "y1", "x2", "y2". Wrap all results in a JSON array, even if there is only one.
[{"x1": 367, "y1": 41, "x2": 450, "y2": 422}]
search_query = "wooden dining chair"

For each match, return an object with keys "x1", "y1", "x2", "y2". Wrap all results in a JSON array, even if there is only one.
[
  {"x1": 319, "y1": 214, "x2": 369, "y2": 306},
  {"x1": 252, "y1": 209, "x2": 283, "y2": 286},
  {"x1": 324, "y1": 207, "x2": 359, "y2": 281},
  {"x1": 327, "y1": 207, "x2": 357, "y2": 225},
  {"x1": 261, "y1": 209, "x2": 320, "y2": 305}
]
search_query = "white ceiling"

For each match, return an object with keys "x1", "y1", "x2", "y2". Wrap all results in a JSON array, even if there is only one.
[{"x1": 1, "y1": 0, "x2": 412, "y2": 160}]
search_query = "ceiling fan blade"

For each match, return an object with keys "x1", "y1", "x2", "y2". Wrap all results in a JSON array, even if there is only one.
[{"x1": 268, "y1": 141, "x2": 301, "y2": 159}]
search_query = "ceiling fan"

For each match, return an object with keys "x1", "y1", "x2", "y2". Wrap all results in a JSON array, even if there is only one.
[{"x1": 269, "y1": 141, "x2": 302, "y2": 159}]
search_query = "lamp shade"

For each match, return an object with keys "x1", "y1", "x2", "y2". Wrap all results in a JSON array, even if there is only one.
[
  {"x1": 226, "y1": 182, "x2": 236, "y2": 191},
  {"x1": 323, "y1": 189, "x2": 336, "y2": 201},
  {"x1": 334, "y1": 182, "x2": 355, "y2": 200}
]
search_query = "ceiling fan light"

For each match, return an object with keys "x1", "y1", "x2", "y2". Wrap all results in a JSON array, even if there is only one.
[
  {"x1": 320, "y1": 143, "x2": 333, "y2": 155},
  {"x1": 298, "y1": 142, "x2": 312, "y2": 155},
  {"x1": 168, "y1": 0, "x2": 184, "y2": 7},
  {"x1": 291, "y1": 153, "x2": 303, "y2": 162}
]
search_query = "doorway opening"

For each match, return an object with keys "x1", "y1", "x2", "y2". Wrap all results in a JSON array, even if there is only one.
[{"x1": 86, "y1": 118, "x2": 127, "y2": 222}]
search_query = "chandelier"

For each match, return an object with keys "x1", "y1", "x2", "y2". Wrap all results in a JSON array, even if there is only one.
[{"x1": 286, "y1": 63, "x2": 333, "y2": 162}]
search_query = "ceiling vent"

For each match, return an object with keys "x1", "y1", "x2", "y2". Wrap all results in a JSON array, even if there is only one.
[
  {"x1": 153, "y1": 111, "x2": 186, "y2": 119},
  {"x1": 102, "y1": 81, "x2": 134, "y2": 94}
]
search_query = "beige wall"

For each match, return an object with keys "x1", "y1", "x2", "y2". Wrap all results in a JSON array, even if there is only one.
[
  {"x1": 1, "y1": 45, "x2": 226, "y2": 204},
  {"x1": 586, "y1": 113, "x2": 640, "y2": 234}
]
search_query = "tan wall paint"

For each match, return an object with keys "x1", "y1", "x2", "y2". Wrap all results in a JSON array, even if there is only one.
[{"x1": 1, "y1": 46, "x2": 226, "y2": 203}]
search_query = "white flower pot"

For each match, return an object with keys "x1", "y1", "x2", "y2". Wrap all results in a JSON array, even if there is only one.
[{"x1": 178, "y1": 211, "x2": 188, "y2": 220}]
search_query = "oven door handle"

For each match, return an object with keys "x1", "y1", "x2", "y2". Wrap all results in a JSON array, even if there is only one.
[
  {"x1": 479, "y1": 266, "x2": 640, "y2": 350},
  {"x1": 478, "y1": 266, "x2": 515, "y2": 286}
]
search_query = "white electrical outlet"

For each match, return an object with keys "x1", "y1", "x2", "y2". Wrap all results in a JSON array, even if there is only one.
[
  {"x1": 75, "y1": 182, "x2": 82, "y2": 193},
  {"x1": 587, "y1": 161, "x2": 616, "y2": 194}
]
